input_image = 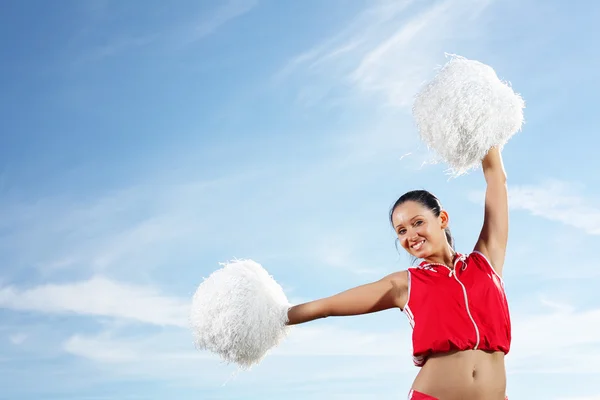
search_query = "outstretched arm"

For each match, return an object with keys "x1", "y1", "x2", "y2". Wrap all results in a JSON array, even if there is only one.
[
  {"x1": 286, "y1": 271, "x2": 407, "y2": 326},
  {"x1": 474, "y1": 147, "x2": 508, "y2": 276}
]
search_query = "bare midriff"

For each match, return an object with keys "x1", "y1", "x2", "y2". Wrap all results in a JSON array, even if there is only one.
[{"x1": 411, "y1": 350, "x2": 506, "y2": 400}]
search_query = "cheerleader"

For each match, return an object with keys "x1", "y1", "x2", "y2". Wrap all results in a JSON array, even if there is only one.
[
  {"x1": 287, "y1": 147, "x2": 511, "y2": 400},
  {"x1": 191, "y1": 56, "x2": 523, "y2": 400}
]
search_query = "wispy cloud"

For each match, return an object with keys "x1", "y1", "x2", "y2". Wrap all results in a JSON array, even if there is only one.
[
  {"x1": 275, "y1": 0, "x2": 414, "y2": 82},
  {"x1": 508, "y1": 301, "x2": 600, "y2": 374},
  {"x1": 74, "y1": 0, "x2": 257, "y2": 63},
  {"x1": 65, "y1": 334, "x2": 140, "y2": 363},
  {"x1": 509, "y1": 180, "x2": 600, "y2": 235},
  {"x1": 82, "y1": 34, "x2": 158, "y2": 62},
  {"x1": 274, "y1": 324, "x2": 411, "y2": 358},
  {"x1": 0, "y1": 277, "x2": 188, "y2": 327},
  {"x1": 557, "y1": 397, "x2": 600, "y2": 400},
  {"x1": 0, "y1": 174, "x2": 252, "y2": 277},
  {"x1": 277, "y1": 0, "x2": 495, "y2": 108},
  {"x1": 186, "y1": 0, "x2": 257, "y2": 43},
  {"x1": 0, "y1": 157, "x2": 397, "y2": 281},
  {"x1": 272, "y1": 0, "x2": 498, "y2": 172},
  {"x1": 469, "y1": 179, "x2": 600, "y2": 235},
  {"x1": 63, "y1": 323, "x2": 411, "y2": 364},
  {"x1": 57, "y1": 297, "x2": 600, "y2": 390},
  {"x1": 312, "y1": 233, "x2": 390, "y2": 277},
  {"x1": 63, "y1": 330, "x2": 215, "y2": 364},
  {"x1": 8, "y1": 333, "x2": 27, "y2": 345},
  {"x1": 55, "y1": 329, "x2": 233, "y2": 390},
  {"x1": 60, "y1": 322, "x2": 415, "y2": 391}
]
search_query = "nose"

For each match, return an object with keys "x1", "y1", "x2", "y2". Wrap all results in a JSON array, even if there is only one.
[
  {"x1": 408, "y1": 229, "x2": 420, "y2": 241},
  {"x1": 406, "y1": 231, "x2": 420, "y2": 245}
]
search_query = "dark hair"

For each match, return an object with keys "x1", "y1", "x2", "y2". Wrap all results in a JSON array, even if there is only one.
[{"x1": 389, "y1": 190, "x2": 455, "y2": 260}]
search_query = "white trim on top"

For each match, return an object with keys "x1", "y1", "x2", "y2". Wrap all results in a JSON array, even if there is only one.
[
  {"x1": 472, "y1": 250, "x2": 505, "y2": 287},
  {"x1": 402, "y1": 269, "x2": 414, "y2": 328},
  {"x1": 405, "y1": 268, "x2": 412, "y2": 310}
]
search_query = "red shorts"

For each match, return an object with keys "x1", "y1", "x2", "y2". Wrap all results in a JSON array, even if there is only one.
[
  {"x1": 408, "y1": 389, "x2": 508, "y2": 399},
  {"x1": 408, "y1": 390, "x2": 437, "y2": 399}
]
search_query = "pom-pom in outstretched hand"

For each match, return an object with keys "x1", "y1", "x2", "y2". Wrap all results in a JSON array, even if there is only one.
[
  {"x1": 412, "y1": 55, "x2": 525, "y2": 176},
  {"x1": 189, "y1": 259, "x2": 291, "y2": 369}
]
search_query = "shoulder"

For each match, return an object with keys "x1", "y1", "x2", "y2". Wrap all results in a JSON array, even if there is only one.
[
  {"x1": 466, "y1": 250, "x2": 504, "y2": 277},
  {"x1": 466, "y1": 250, "x2": 493, "y2": 268},
  {"x1": 382, "y1": 270, "x2": 409, "y2": 286},
  {"x1": 380, "y1": 270, "x2": 409, "y2": 309}
]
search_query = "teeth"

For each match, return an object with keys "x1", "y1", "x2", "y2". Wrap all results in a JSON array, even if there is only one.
[{"x1": 412, "y1": 240, "x2": 425, "y2": 250}]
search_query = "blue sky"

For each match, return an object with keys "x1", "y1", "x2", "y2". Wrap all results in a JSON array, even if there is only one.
[{"x1": 1, "y1": 0, "x2": 600, "y2": 399}]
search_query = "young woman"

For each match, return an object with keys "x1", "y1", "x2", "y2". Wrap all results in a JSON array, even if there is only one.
[{"x1": 286, "y1": 147, "x2": 511, "y2": 400}]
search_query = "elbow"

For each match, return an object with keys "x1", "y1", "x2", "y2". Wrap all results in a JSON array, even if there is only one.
[
  {"x1": 500, "y1": 170, "x2": 508, "y2": 184},
  {"x1": 498, "y1": 172, "x2": 507, "y2": 184}
]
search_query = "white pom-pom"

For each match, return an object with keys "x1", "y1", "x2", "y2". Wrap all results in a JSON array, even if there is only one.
[
  {"x1": 413, "y1": 54, "x2": 525, "y2": 176},
  {"x1": 190, "y1": 259, "x2": 291, "y2": 369}
]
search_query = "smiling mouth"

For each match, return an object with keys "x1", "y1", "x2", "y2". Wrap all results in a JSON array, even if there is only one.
[{"x1": 411, "y1": 240, "x2": 425, "y2": 251}]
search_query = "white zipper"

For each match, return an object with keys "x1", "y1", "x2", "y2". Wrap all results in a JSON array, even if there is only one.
[
  {"x1": 452, "y1": 269, "x2": 480, "y2": 349},
  {"x1": 428, "y1": 259, "x2": 481, "y2": 349}
]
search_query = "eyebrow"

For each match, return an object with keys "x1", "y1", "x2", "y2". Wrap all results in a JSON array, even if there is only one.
[{"x1": 395, "y1": 215, "x2": 425, "y2": 230}]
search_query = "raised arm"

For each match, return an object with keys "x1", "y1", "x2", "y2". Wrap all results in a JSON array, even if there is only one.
[
  {"x1": 474, "y1": 147, "x2": 508, "y2": 276},
  {"x1": 286, "y1": 271, "x2": 407, "y2": 326}
]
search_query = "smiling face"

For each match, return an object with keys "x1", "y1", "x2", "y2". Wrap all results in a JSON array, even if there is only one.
[{"x1": 391, "y1": 200, "x2": 450, "y2": 259}]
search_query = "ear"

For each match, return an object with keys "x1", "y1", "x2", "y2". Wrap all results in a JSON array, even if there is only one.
[{"x1": 439, "y1": 210, "x2": 449, "y2": 229}]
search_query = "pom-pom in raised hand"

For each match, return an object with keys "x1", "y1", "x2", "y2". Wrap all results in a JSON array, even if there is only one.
[
  {"x1": 412, "y1": 55, "x2": 525, "y2": 176},
  {"x1": 189, "y1": 259, "x2": 291, "y2": 369}
]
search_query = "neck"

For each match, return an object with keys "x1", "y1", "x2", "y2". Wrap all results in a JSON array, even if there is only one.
[{"x1": 423, "y1": 245, "x2": 456, "y2": 268}]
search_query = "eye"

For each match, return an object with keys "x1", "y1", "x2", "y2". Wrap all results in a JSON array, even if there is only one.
[
  {"x1": 414, "y1": 220, "x2": 423, "y2": 226},
  {"x1": 398, "y1": 228, "x2": 406, "y2": 235}
]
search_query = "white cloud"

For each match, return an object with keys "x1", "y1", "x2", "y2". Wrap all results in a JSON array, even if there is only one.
[
  {"x1": 508, "y1": 303, "x2": 600, "y2": 373},
  {"x1": 74, "y1": 0, "x2": 257, "y2": 64},
  {"x1": 276, "y1": 0, "x2": 416, "y2": 81},
  {"x1": 311, "y1": 233, "x2": 390, "y2": 277},
  {"x1": 509, "y1": 180, "x2": 600, "y2": 235},
  {"x1": 50, "y1": 289, "x2": 600, "y2": 391},
  {"x1": 274, "y1": 323, "x2": 412, "y2": 358},
  {"x1": 538, "y1": 295, "x2": 575, "y2": 314},
  {"x1": 0, "y1": 174, "x2": 253, "y2": 276},
  {"x1": 349, "y1": 0, "x2": 458, "y2": 107},
  {"x1": 0, "y1": 152, "x2": 403, "y2": 281},
  {"x1": 59, "y1": 329, "x2": 234, "y2": 388},
  {"x1": 0, "y1": 277, "x2": 189, "y2": 327},
  {"x1": 278, "y1": 0, "x2": 495, "y2": 108},
  {"x1": 64, "y1": 319, "x2": 413, "y2": 364},
  {"x1": 271, "y1": 0, "x2": 499, "y2": 172},
  {"x1": 557, "y1": 397, "x2": 600, "y2": 400},
  {"x1": 82, "y1": 34, "x2": 158, "y2": 62},
  {"x1": 9, "y1": 333, "x2": 27, "y2": 345},
  {"x1": 85, "y1": 213, "x2": 196, "y2": 271},
  {"x1": 65, "y1": 334, "x2": 140, "y2": 363},
  {"x1": 60, "y1": 321, "x2": 416, "y2": 392},
  {"x1": 189, "y1": 0, "x2": 257, "y2": 42},
  {"x1": 278, "y1": 301, "x2": 600, "y2": 376},
  {"x1": 63, "y1": 330, "x2": 215, "y2": 364},
  {"x1": 469, "y1": 180, "x2": 600, "y2": 235}
]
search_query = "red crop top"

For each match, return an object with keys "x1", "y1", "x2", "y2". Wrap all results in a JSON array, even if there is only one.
[{"x1": 402, "y1": 251, "x2": 511, "y2": 367}]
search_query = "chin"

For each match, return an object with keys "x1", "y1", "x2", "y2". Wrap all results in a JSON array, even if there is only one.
[
  {"x1": 415, "y1": 249, "x2": 435, "y2": 259},
  {"x1": 408, "y1": 250, "x2": 425, "y2": 259},
  {"x1": 415, "y1": 252, "x2": 429, "y2": 260}
]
